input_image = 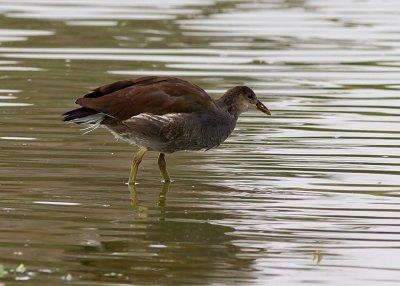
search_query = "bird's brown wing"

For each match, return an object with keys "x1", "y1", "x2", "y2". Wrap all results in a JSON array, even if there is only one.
[{"x1": 75, "y1": 76, "x2": 214, "y2": 121}]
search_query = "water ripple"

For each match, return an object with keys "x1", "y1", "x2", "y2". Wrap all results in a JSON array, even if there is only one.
[{"x1": 1, "y1": 0, "x2": 400, "y2": 285}]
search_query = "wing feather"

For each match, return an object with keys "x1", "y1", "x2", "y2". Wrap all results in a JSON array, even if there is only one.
[{"x1": 75, "y1": 76, "x2": 214, "y2": 120}]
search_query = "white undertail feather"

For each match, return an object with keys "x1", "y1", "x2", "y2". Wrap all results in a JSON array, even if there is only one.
[{"x1": 70, "y1": 113, "x2": 106, "y2": 134}]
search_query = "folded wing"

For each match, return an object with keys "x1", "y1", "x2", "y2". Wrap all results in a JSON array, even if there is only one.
[{"x1": 69, "y1": 76, "x2": 214, "y2": 121}]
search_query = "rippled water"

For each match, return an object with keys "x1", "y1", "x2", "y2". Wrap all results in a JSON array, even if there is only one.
[{"x1": 1, "y1": 0, "x2": 400, "y2": 285}]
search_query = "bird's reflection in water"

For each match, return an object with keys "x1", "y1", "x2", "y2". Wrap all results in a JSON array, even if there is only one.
[
  {"x1": 64, "y1": 180, "x2": 260, "y2": 284},
  {"x1": 128, "y1": 181, "x2": 170, "y2": 218}
]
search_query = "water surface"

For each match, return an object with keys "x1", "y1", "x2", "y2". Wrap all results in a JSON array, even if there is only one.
[{"x1": 1, "y1": 0, "x2": 400, "y2": 285}]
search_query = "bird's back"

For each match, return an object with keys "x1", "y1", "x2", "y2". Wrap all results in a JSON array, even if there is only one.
[{"x1": 63, "y1": 76, "x2": 215, "y2": 122}]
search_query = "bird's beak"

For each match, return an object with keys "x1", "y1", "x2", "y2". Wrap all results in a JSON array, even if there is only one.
[{"x1": 256, "y1": 100, "x2": 271, "y2": 115}]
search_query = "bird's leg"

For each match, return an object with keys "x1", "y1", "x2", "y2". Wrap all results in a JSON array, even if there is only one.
[
  {"x1": 157, "y1": 153, "x2": 171, "y2": 182},
  {"x1": 128, "y1": 148, "x2": 146, "y2": 185}
]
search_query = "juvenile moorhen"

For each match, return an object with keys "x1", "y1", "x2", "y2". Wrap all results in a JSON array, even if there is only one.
[{"x1": 63, "y1": 76, "x2": 271, "y2": 184}]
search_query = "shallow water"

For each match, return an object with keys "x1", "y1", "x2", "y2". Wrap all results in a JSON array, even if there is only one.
[{"x1": 1, "y1": 0, "x2": 400, "y2": 285}]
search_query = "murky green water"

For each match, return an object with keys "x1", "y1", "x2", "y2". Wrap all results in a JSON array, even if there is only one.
[{"x1": 1, "y1": 0, "x2": 400, "y2": 285}]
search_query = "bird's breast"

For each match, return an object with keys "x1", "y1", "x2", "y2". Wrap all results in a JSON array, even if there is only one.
[
  {"x1": 161, "y1": 110, "x2": 236, "y2": 152},
  {"x1": 104, "y1": 110, "x2": 237, "y2": 153}
]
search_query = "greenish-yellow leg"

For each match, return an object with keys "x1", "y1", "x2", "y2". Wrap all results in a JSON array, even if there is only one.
[
  {"x1": 157, "y1": 153, "x2": 171, "y2": 182},
  {"x1": 128, "y1": 148, "x2": 146, "y2": 185}
]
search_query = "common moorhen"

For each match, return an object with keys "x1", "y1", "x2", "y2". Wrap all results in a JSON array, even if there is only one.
[{"x1": 63, "y1": 76, "x2": 271, "y2": 184}]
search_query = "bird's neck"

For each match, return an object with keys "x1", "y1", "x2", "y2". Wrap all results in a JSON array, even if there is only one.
[{"x1": 215, "y1": 95, "x2": 242, "y2": 119}]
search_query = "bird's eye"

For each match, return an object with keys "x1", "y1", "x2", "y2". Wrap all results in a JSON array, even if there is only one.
[{"x1": 247, "y1": 94, "x2": 254, "y2": 99}]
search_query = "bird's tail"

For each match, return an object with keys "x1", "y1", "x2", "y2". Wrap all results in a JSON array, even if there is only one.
[{"x1": 62, "y1": 107, "x2": 106, "y2": 134}]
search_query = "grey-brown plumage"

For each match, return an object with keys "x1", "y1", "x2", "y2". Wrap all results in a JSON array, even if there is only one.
[{"x1": 63, "y1": 76, "x2": 271, "y2": 183}]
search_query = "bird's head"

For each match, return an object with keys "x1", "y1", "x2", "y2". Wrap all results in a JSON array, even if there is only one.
[{"x1": 222, "y1": 86, "x2": 271, "y2": 116}]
